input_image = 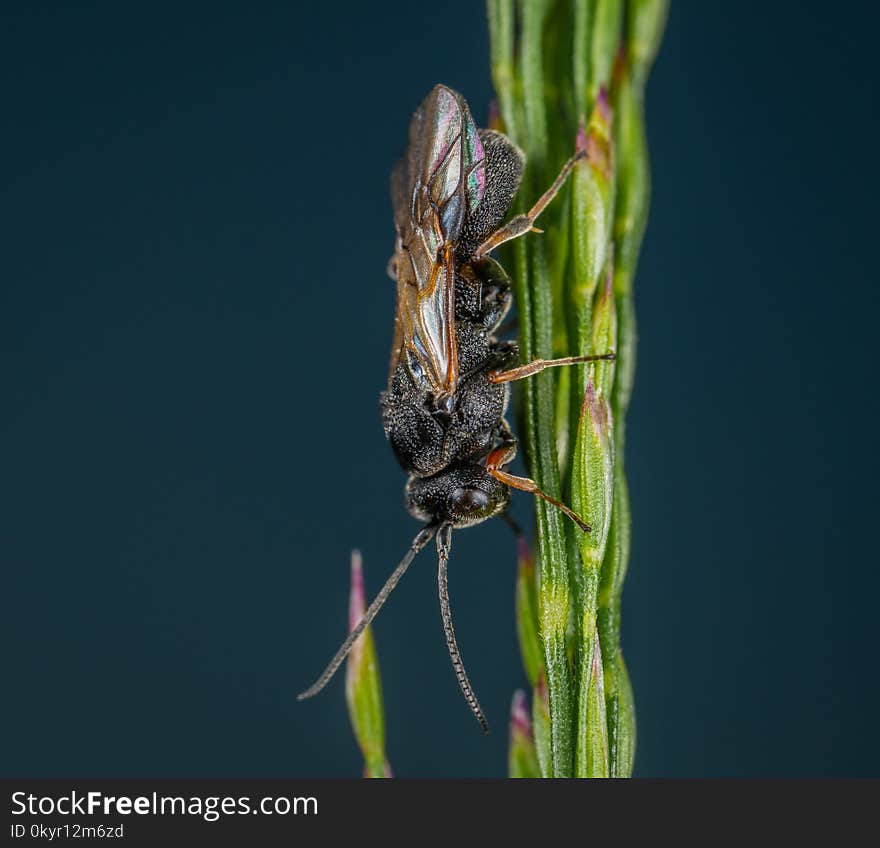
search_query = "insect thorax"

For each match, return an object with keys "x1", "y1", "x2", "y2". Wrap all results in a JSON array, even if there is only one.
[{"x1": 380, "y1": 261, "x2": 517, "y2": 482}]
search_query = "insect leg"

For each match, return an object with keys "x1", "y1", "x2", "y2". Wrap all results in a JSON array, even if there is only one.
[
  {"x1": 488, "y1": 351, "x2": 615, "y2": 384},
  {"x1": 436, "y1": 523, "x2": 489, "y2": 734},
  {"x1": 472, "y1": 148, "x2": 587, "y2": 258},
  {"x1": 297, "y1": 523, "x2": 438, "y2": 701},
  {"x1": 486, "y1": 440, "x2": 592, "y2": 534}
]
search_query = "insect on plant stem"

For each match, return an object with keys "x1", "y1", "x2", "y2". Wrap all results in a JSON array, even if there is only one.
[{"x1": 300, "y1": 85, "x2": 613, "y2": 733}]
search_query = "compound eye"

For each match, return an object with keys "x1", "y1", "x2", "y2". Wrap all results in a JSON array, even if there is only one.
[{"x1": 450, "y1": 486, "x2": 491, "y2": 515}]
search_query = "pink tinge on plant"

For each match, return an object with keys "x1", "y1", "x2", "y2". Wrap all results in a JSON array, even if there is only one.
[
  {"x1": 536, "y1": 671, "x2": 549, "y2": 707},
  {"x1": 595, "y1": 86, "x2": 612, "y2": 123},
  {"x1": 517, "y1": 535, "x2": 533, "y2": 573},
  {"x1": 362, "y1": 762, "x2": 394, "y2": 779},
  {"x1": 575, "y1": 87, "x2": 613, "y2": 184},
  {"x1": 348, "y1": 549, "x2": 366, "y2": 630},
  {"x1": 581, "y1": 381, "x2": 611, "y2": 440},
  {"x1": 347, "y1": 549, "x2": 368, "y2": 673},
  {"x1": 576, "y1": 118, "x2": 588, "y2": 153},
  {"x1": 601, "y1": 250, "x2": 614, "y2": 299},
  {"x1": 510, "y1": 690, "x2": 533, "y2": 740}
]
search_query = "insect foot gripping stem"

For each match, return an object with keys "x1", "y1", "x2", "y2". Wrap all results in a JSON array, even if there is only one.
[
  {"x1": 436, "y1": 523, "x2": 489, "y2": 733},
  {"x1": 297, "y1": 524, "x2": 437, "y2": 701},
  {"x1": 485, "y1": 445, "x2": 592, "y2": 533}
]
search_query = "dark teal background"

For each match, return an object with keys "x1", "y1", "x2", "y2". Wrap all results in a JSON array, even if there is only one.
[{"x1": 3, "y1": 2, "x2": 878, "y2": 777}]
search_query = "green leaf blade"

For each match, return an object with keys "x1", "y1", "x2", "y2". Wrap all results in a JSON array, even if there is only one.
[{"x1": 345, "y1": 551, "x2": 391, "y2": 779}]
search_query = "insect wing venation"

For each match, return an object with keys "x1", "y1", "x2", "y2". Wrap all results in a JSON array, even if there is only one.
[{"x1": 389, "y1": 85, "x2": 486, "y2": 394}]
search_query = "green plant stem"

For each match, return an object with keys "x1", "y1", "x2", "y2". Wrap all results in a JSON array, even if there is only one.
[
  {"x1": 519, "y1": 0, "x2": 576, "y2": 779},
  {"x1": 509, "y1": 690, "x2": 542, "y2": 778},
  {"x1": 491, "y1": 0, "x2": 666, "y2": 778}
]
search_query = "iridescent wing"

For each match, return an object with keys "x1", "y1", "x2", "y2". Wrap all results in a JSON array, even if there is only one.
[{"x1": 389, "y1": 85, "x2": 487, "y2": 395}]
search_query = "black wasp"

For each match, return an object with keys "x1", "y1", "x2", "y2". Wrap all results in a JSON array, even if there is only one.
[{"x1": 298, "y1": 85, "x2": 613, "y2": 732}]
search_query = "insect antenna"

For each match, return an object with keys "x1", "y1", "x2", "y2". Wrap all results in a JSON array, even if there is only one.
[
  {"x1": 436, "y1": 522, "x2": 489, "y2": 734},
  {"x1": 297, "y1": 522, "x2": 438, "y2": 701}
]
